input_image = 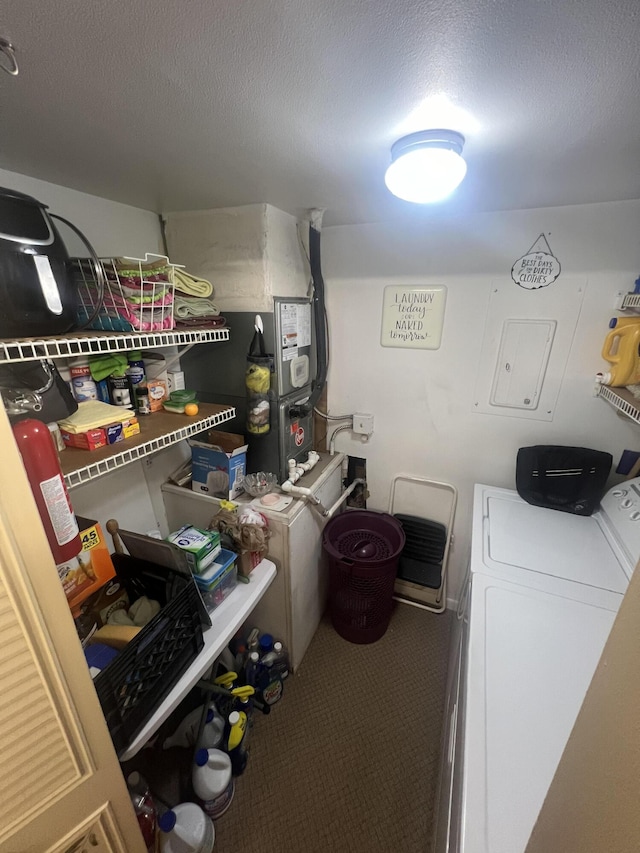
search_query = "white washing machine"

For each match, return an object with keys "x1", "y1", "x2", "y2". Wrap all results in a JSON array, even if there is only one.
[{"x1": 434, "y1": 479, "x2": 640, "y2": 853}]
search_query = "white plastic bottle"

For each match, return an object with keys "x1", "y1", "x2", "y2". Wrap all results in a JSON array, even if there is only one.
[
  {"x1": 163, "y1": 704, "x2": 223, "y2": 750},
  {"x1": 272, "y1": 640, "x2": 290, "y2": 679},
  {"x1": 199, "y1": 707, "x2": 225, "y2": 750},
  {"x1": 192, "y1": 748, "x2": 235, "y2": 820},
  {"x1": 158, "y1": 803, "x2": 215, "y2": 853}
]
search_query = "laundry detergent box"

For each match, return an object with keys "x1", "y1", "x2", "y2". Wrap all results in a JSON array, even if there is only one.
[
  {"x1": 166, "y1": 524, "x2": 221, "y2": 575},
  {"x1": 190, "y1": 430, "x2": 248, "y2": 500}
]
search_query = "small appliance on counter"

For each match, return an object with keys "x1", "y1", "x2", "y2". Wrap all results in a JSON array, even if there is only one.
[{"x1": 0, "y1": 185, "x2": 104, "y2": 338}]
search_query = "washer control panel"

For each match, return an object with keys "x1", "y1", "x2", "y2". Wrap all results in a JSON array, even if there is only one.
[{"x1": 601, "y1": 476, "x2": 640, "y2": 561}]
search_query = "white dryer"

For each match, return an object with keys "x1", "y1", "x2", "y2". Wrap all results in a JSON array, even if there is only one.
[{"x1": 434, "y1": 479, "x2": 640, "y2": 853}]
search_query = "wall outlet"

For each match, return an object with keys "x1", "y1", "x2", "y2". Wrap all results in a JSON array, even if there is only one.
[{"x1": 353, "y1": 413, "x2": 374, "y2": 435}]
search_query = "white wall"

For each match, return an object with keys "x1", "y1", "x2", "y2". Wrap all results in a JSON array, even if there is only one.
[
  {"x1": 0, "y1": 168, "x2": 162, "y2": 257},
  {"x1": 323, "y1": 199, "x2": 640, "y2": 604},
  {"x1": 164, "y1": 203, "x2": 309, "y2": 312},
  {"x1": 0, "y1": 168, "x2": 166, "y2": 535}
]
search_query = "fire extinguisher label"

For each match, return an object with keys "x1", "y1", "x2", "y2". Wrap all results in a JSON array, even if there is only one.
[{"x1": 39, "y1": 474, "x2": 79, "y2": 546}]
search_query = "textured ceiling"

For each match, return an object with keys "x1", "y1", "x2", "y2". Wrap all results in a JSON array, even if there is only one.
[{"x1": 1, "y1": 0, "x2": 639, "y2": 225}]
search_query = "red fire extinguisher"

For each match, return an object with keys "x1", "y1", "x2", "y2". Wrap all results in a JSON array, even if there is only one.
[{"x1": 12, "y1": 418, "x2": 81, "y2": 564}]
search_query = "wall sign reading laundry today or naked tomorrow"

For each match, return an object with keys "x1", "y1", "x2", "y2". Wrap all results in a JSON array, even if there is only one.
[
  {"x1": 511, "y1": 234, "x2": 561, "y2": 290},
  {"x1": 380, "y1": 285, "x2": 447, "y2": 349}
]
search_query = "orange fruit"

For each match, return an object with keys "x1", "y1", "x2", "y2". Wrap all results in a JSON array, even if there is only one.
[{"x1": 184, "y1": 402, "x2": 199, "y2": 416}]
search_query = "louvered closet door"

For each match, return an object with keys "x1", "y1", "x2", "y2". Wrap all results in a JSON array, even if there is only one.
[{"x1": 0, "y1": 406, "x2": 145, "y2": 853}]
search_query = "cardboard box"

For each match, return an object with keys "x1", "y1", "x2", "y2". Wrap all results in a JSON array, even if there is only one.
[
  {"x1": 148, "y1": 379, "x2": 168, "y2": 412},
  {"x1": 104, "y1": 417, "x2": 140, "y2": 444},
  {"x1": 61, "y1": 427, "x2": 107, "y2": 451},
  {"x1": 60, "y1": 517, "x2": 117, "y2": 610},
  {"x1": 166, "y1": 525, "x2": 221, "y2": 574},
  {"x1": 190, "y1": 431, "x2": 248, "y2": 500},
  {"x1": 72, "y1": 576, "x2": 130, "y2": 646}
]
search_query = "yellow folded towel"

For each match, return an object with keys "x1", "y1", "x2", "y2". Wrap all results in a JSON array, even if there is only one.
[{"x1": 174, "y1": 269, "x2": 214, "y2": 298}]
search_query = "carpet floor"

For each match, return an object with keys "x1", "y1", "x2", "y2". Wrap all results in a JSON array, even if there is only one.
[{"x1": 214, "y1": 602, "x2": 452, "y2": 853}]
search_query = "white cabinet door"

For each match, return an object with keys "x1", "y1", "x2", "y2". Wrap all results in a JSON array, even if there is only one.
[{"x1": 0, "y1": 407, "x2": 145, "y2": 853}]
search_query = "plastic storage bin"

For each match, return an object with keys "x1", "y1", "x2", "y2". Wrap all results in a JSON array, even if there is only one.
[
  {"x1": 194, "y1": 548, "x2": 238, "y2": 612},
  {"x1": 93, "y1": 554, "x2": 205, "y2": 755},
  {"x1": 323, "y1": 510, "x2": 405, "y2": 644}
]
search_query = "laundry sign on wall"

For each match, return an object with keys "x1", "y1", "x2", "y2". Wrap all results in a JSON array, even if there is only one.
[
  {"x1": 380, "y1": 285, "x2": 447, "y2": 349},
  {"x1": 511, "y1": 234, "x2": 561, "y2": 290}
]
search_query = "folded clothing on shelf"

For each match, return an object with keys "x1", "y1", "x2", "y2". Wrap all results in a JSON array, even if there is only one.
[
  {"x1": 119, "y1": 283, "x2": 172, "y2": 303},
  {"x1": 174, "y1": 269, "x2": 214, "y2": 298},
  {"x1": 100, "y1": 296, "x2": 174, "y2": 331},
  {"x1": 175, "y1": 316, "x2": 227, "y2": 329},
  {"x1": 174, "y1": 295, "x2": 220, "y2": 319},
  {"x1": 107, "y1": 257, "x2": 173, "y2": 285}
]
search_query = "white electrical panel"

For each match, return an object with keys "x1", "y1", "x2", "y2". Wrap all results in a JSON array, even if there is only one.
[
  {"x1": 490, "y1": 320, "x2": 556, "y2": 410},
  {"x1": 473, "y1": 277, "x2": 586, "y2": 421}
]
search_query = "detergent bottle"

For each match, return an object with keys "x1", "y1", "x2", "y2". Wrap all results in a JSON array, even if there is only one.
[{"x1": 597, "y1": 317, "x2": 640, "y2": 387}]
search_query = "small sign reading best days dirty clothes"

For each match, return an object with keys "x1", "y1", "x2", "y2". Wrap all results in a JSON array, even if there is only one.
[{"x1": 380, "y1": 285, "x2": 447, "y2": 349}]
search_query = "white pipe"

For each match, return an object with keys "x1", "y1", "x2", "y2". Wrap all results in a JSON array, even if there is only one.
[
  {"x1": 280, "y1": 481, "x2": 322, "y2": 503},
  {"x1": 322, "y1": 478, "x2": 366, "y2": 519},
  {"x1": 282, "y1": 451, "x2": 320, "y2": 488},
  {"x1": 283, "y1": 477, "x2": 367, "y2": 519}
]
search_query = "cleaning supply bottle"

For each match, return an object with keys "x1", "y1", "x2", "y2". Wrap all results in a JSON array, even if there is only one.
[
  {"x1": 163, "y1": 703, "x2": 222, "y2": 750},
  {"x1": 158, "y1": 803, "x2": 215, "y2": 853},
  {"x1": 198, "y1": 707, "x2": 225, "y2": 749},
  {"x1": 247, "y1": 627, "x2": 260, "y2": 655},
  {"x1": 225, "y1": 710, "x2": 250, "y2": 776},
  {"x1": 271, "y1": 640, "x2": 290, "y2": 680},
  {"x1": 258, "y1": 633, "x2": 274, "y2": 656},
  {"x1": 126, "y1": 771, "x2": 157, "y2": 853},
  {"x1": 597, "y1": 317, "x2": 640, "y2": 386},
  {"x1": 192, "y1": 748, "x2": 235, "y2": 820},
  {"x1": 257, "y1": 662, "x2": 283, "y2": 706},
  {"x1": 233, "y1": 637, "x2": 248, "y2": 673},
  {"x1": 245, "y1": 650, "x2": 260, "y2": 687},
  {"x1": 230, "y1": 685, "x2": 255, "y2": 728}
]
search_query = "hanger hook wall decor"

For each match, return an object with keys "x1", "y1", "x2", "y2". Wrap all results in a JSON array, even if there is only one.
[{"x1": 0, "y1": 38, "x2": 19, "y2": 77}]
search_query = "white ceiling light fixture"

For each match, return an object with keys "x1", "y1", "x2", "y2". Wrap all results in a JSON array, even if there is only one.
[{"x1": 384, "y1": 129, "x2": 467, "y2": 204}]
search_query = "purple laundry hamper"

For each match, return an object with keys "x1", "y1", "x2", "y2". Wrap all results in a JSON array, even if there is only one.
[{"x1": 322, "y1": 510, "x2": 405, "y2": 644}]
